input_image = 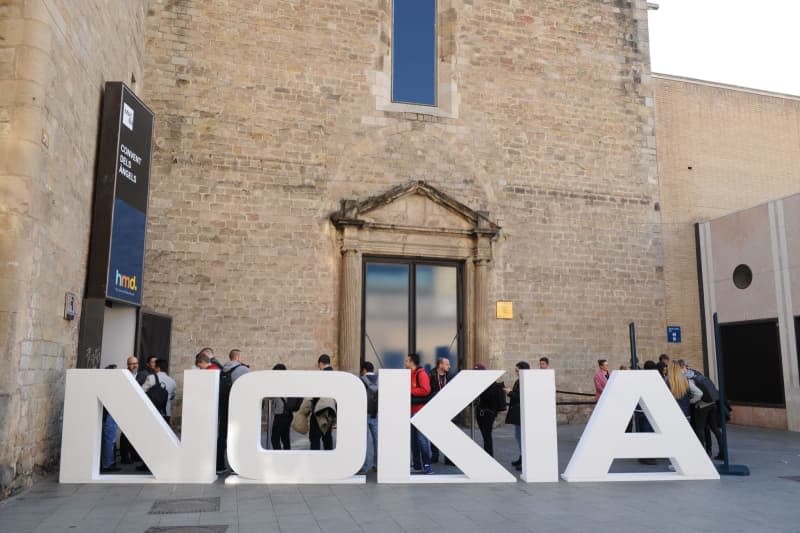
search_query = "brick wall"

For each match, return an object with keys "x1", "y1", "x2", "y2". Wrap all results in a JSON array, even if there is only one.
[
  {"x1": 142, "y1": 0, "x2": 665, "y2": 408},
  {"x1": 654, "y1": 75, "x2": 800, "y2": 370},
  {"x1": 0, "y1": 0, "x2": 148, "y2": 497}
]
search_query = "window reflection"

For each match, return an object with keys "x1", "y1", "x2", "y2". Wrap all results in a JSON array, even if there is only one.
[
  {"x1": 415, "y1": 265, "x2": 457, "y2": 372},
  {"x1": 364, "y1": 263, "x2": 409, "y2": 369},
  {"x1": 363, "y1": 261, "x2": 459, "y2": 372}
]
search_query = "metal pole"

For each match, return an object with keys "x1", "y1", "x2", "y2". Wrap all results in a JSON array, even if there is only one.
[
  {"x1": 712, "y1": 312, "x2": 750, "y2": 476},
  {"x1": 628, "y1": 322, "x2": 638, "y2": 370},
  {"x1": 712, "y1": 313, "x2": 729, "y2": 468},
  {"x1": 629, "y1": 322, "x2": 638, "y2": 432}
]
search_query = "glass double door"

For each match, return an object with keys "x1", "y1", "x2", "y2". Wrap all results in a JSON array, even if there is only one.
[{"x1": 362, "y1": 259, "x2": 462, "y2": 372}]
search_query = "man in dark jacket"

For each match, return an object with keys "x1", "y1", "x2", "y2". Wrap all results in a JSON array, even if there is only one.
[
  {"x1": 127, "y1": 355, "x2": 150, "y2": 385},
  {"x1": 474, "y1": 363, "x2": 505, "y2": 457},
  {"x1": 505, "y1": 361, "x2": 530, "y2": 470},
  {"x1": 309, "y1": 354, "x2": 335, "y2": 450},
  {"x1": 428, "y1": 357, "x2": 452, "y2": 464},
  {"x1": 217, "y1": 349, "x2": 250, "y2": 473}
]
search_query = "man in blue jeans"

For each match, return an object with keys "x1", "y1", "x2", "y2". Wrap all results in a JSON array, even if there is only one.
[
  {"x1": 406, "y1": 353, "x2": 433, "y2": 474},
  {"x1": 359, "y1": 362, "x2": 379, "y2": 473},
  {"x1": 101, "y1": 409, "x2": 119, "y2": 472},
  {"x1": 100, "y1": 364, "x2": 120, "y2": 473}
]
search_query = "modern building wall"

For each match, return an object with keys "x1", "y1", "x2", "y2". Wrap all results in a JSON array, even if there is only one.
[
  {"x1": 697, "y1": 193, "x2": 800, "y2": 430},
  {"x1": 654, "y1": 74, "x2": 800, "y2": 372},
  {"x1": 0, "y1": 0, "x2": 149, "y2": 497},
  {"x1": 141, "y1": 0, "x2": 665, "y2": 420}
]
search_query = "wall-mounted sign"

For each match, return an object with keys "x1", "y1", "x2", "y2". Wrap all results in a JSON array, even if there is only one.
[
  {"x1": 85, "y1": 82, "x2": 153, "y2": 306},
  {"x1": 64, "y1": 292, "x2": 77, "y2": 320},
  {"x1": 496, "y1": 301, "x2": 513, "y2": 319},
  {"x1": 59, "y1": 370, "x2": 718, "y2": 484},
  {"x1": 667, "y1": 326, "x2": 682, "y2": 343}
]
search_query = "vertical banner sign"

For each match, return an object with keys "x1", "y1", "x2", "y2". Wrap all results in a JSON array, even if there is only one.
[{"x1": 86, "y1": 83, "x2": 154, "y2": 306}]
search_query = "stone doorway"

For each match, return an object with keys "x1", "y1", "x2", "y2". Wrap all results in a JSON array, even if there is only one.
[{"x1": 330, "y1": 181, "x2": 500, "y2": 374}]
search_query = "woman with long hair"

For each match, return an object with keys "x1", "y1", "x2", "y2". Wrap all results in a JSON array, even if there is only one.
[{"x1": 666, "y1": 360, "x2": 701, "y2": 419}]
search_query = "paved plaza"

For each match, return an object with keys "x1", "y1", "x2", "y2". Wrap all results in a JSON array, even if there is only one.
[{"x1": 1, "y1": 423, "x2": 799, "y2": 533}]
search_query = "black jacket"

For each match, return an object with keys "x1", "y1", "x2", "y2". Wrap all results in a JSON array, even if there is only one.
[
  {"x1": 505, "y1": 379, "x2": 521, "y2": 425},
  {"x1": 477, "y1": 382, "x2": 505, "y2": 415},
  {"x1": 135, "y1": 369, "x2": 151, "y2": 385}
]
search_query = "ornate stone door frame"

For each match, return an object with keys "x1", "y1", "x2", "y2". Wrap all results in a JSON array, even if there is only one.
[{"x1": 330, "y1": 181, "x2": 500, "y2": 373}]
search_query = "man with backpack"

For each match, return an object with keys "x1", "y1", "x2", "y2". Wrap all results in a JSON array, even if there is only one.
[
  {"x1": 406, "y1": 352, "x2": 433, "y2": 474},
  {"x1": 135, "y1": 357, "x2": 172, "y2": 473},
  {"x1": 309, "y1": 354, "x2": 336, "y2": 450},
  {"x1": 359, "y1": 361, "x2": 379, "y2": 474},
  {"x1": 269, "y1": 363, "x2": 301, "y2": 449},
  {"x1": 142, "y1": 357, "x2": 176, "y2": 422},
  {"x1": 217, "y1": 349, "x2": 251, "y2": 473},
  {"x1": 680, "y1": 360, "x2": 724, "y2": 460}
]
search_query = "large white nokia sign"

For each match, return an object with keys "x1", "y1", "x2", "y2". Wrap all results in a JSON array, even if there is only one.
[{"x1": 59, "y1": 369, "x2": 719, "y2": 484}]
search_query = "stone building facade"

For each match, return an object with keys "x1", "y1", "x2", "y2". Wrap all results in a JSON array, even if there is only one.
[
  {"x1": 142, "y1": 0, "x2": 663, "y2": 410},
  {"x1": 0, "y1": 0, "x2": 150, "y2": 497},
  {"x1": 1, "y1": 0, "x2": 665, "y2": 496}
]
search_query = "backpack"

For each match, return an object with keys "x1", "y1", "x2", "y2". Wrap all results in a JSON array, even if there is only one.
[
  {"x1": 410, "y1": 368, "x2": 430, "y2": 405},
  {"x1": 282, "y1": 397, "x2": 303, "y2": 413},
  {"x1": 693, "y1": 373, "x2": 720, "y2": 403},
  {"x1": 219, "y1": 363, "x2": 241, "y2": 408},
  {"x1": 361, "y1": 375, "x2": 379, "y2": 417},
  {"x1": 146, "y1": 373, "x2": 168, "y2": 415}
]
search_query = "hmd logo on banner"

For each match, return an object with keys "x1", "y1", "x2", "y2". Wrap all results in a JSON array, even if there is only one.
[
  {"x1": 115, "y1": 270, "x2": 137, "y2": 294},
  {"x1": 106, "y1": 198, "x2": 146, "y2": 305}
]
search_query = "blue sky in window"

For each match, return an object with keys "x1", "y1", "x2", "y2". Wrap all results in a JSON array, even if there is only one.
[{"x1": 392, "y1": 0, "x2": 436, "y2": 105}]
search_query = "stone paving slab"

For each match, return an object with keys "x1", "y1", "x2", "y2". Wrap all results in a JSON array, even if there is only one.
[{"x1": 1, "y1": 424, "x2": 799, "y2": 533}]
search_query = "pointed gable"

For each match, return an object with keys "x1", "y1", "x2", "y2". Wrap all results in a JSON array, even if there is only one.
[{"x1": 331, "y1": 181, "x2": 500, "y2": 237}]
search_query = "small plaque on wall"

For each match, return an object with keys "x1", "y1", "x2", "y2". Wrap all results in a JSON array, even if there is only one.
[
  {"x1": 496, "y1": 301, "x2": 513, "y2": 319},
  {"x1": 64, "y1": 292, "x2": 77, "y2": 320}
]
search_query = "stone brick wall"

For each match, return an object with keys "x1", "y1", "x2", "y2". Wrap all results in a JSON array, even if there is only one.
[
  {"x1": 654, "y1": 75, "x2": 800, "y2": 371},
  {"x1": 142, "y1": 0, "x2": 665, "y2": 411},
  {"x1": 0, "y1": 0, "x2": 148, "y2": 497}
]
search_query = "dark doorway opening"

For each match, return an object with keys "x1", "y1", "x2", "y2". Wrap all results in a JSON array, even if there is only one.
[
  {"x1": 137, "y1": 311, "x2": 172, "y2": 373},
  {"x1": 719, "y1": 319, "x2": 784, "y2": 407}
]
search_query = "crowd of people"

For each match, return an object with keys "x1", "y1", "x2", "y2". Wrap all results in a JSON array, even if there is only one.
[
  {"x1": 593, "y1": 354, "x2": 727, "y2": 462},
  {"x1": 100, "y1": 349, "x2": 725, "y2": 477},
  {"x1": 100, "y1": 355, "x2": 176, "y2": 473}
]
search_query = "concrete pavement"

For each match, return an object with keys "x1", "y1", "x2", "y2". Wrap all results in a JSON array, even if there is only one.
[{"x1": 1, "y1": 423, "x2": 799, "y2": 533}]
